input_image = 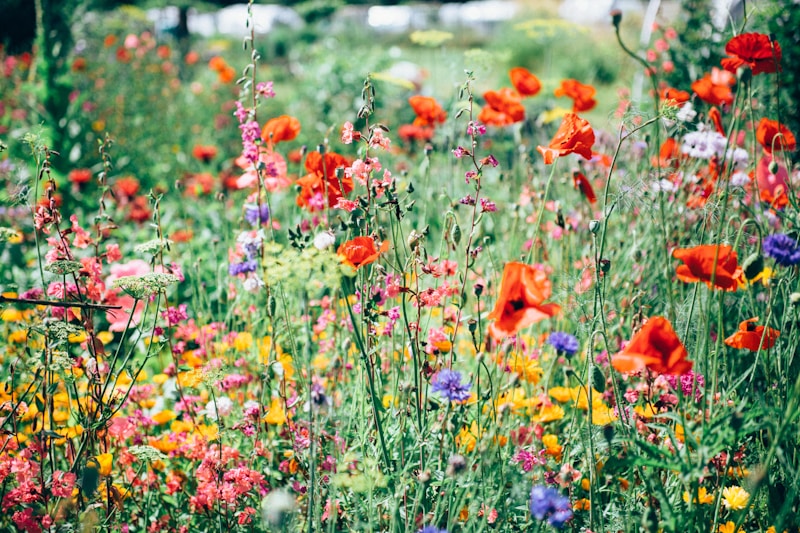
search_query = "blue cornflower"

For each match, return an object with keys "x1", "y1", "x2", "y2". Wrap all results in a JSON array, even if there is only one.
[
  {"x1": 417, "y1": 527, "x2": 448, "y2": 533},
  {"x1": 530, "y1": 485, "x2": 573, "y2": 529},
  {"x1": 244, "y1": 203, "x2": 270, "y2": 226},
  {"x1": 228, "y1": 259, "x2": 258, "y2": 276},
  {"x1": 763, "y1": 233, "x2": 800, "y2": 267},
  {"x1": 431, "y1": 369, "x2": 471, "y2": 403},
  {"x1": 547, "y1": 331, "x2": 579, "y2": 357}
]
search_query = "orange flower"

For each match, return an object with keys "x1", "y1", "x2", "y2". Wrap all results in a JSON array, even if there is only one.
[
  {"x1": 611, "y1": 316, "x2": 692, "y2": 376},
  {"x1": 572, "y1": 171, "x2": 596, "y2": 204},
  {"x1": 208, "y1": 56, "x2": 227, "y2": 72},
  {"x1": 672, "y1": 244, "x2": 742, "y2": 291},
  {"x1": 115, "y1": 176, "x2": 140, "y2": 198},
  {"x1": 295, "y1": 150, "x2": 352, "y2": 210},
  {"x1": 509, "y1": 67, "x2": 541, "y2": 97},
  {"x1": 68, "y1": 168, "x2": 92, "y2": 185},
  {"x1": 659, "y1": 87, "x2": 690, "y2": 106},
  {"x1": 487, "y1": 262, "x2": 560, "y2": 339},
  {"x1": 479, "y1": 88, "x2": 525, "y2": 126},
  {"x1": 721, "y1": 33, "x2": 781, "y2": 76},
  {"x1": 691, "y1": 69, "x2": 734, "y2": 106},
  {"x1": 409, "y1": 96, "x2": 447, "y2": 127},
  {"x1": 756, "y1": 118, "x2": 796, "y2": 154},
  {"x1": 338, "y1": 236, "x2": 389, "y2": 270},
  {"x1": 537, "y1": 113, "x2": 595, "y2": 164},
  {"x1": 554, "y1": 79, "x2": 597, "y2": 112},
  {"x1": 192, "y1": 145, "x2": 218, "y2": 163},
  {"x1": 398, "y1": 124, "x2": 434, "y2": 142},
  {"x1": 724, "y1": 318, "x2": 779, "y2": 351},
  {"x1": 261, "y1": 115, "x2": 301, "y2": 144}
]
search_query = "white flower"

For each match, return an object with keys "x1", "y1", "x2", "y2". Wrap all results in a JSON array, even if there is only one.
[
  {"x1": 313, "y1": 231, "x2": 336, "y2": 250},
  {"x1": 676, "y1": 102, "x2": 697, "y2": 122},
  {"x1": 204, "y1": 397, "x2": 233, "y2": 420},
  {"x1": 681, "y1": 129, "x2": 728, "y2": 159}
]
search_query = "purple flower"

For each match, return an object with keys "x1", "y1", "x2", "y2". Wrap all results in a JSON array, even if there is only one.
[
  {"x1": 431, "y1": 369, "x2": 471, "y2": 403},
  {"x1": 763, "y1": 233, "x2": 800, "y2": 267},
  {"x1": 418, "y1": 527, "x2": 448, "y2": 533},
  {"x1": 228, "y1": 259, "x2": 258, "y2": 276},
  {"x1": 467, "y1": 121, "x2": 486, "y2": 136},
  {"x1": 244, "y1": 204, "x2": 270, "y2": 226},
  {"x1": 547, "y1": 332, "x2": 579, "y2": 357},
  {"x1": 530, "y1": 485, "x2": 572, "y2": 529},
  {"x1": 452, "y1": 146, "x2": 469, "y2": 158}
]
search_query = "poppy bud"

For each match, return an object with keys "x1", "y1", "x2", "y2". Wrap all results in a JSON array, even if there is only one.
[
  {"x1": 790, "y1": 292, "x2": 800, "y2": 306},
  {"x1": 610, "y1": 8, "x2": 622, "y2": 28},
  {"x1": 468, "y1": 318, "x2": 477, "y2": 333},
  {"x1": 768, "y1": 160, "x2": 780, "y2": 175},
  {"x1": 737, "y1": 66, "x2": 752, "y2": 84},
  {"x1": 603, "y1": 424, "x2": 614, "y2": 444},
  {"x1": 268, "y1": 295, "x2": 277, "y2": 316},
  {"x1": 599, "y1": 258, "x2": 611, "y2": 274},
  {"x1": 742, "y1": 252, "x2": 764, "y2": 280},
  {"x1": 589, "y1": 219, "x2": 601, "y2": 234}
]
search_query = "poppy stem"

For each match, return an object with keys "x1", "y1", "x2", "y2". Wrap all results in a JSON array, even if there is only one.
[{"x1": 0, "y1": 295, "x2": 122, "y2": 311}]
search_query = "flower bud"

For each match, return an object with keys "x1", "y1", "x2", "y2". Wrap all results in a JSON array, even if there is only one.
[
  {"x1": 742, "y1": 252, "x2": 764, "y2": 280},
  {"x1": 589, "y1": 219, "x2": 601, "y2": 234},
  {"x1": 768, "y1": 160, "x2": 780, "y2": 175}
]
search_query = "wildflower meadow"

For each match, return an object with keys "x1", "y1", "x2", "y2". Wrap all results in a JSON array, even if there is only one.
[{"x1": 1, "y1": 0, "x2": 799, "y2": 531}]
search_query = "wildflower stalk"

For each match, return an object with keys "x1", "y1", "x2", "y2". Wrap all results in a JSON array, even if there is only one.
[{"x1": 526, "y1": 160, "x2": 559, "y2": 265}]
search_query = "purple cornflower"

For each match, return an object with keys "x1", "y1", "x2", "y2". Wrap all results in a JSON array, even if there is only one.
[
  {"x1": 530, "y1": 485, "x2": 573, "y2": 529},
  {"x1": 547, "y1": 332, "x2": 579, "y2": 357},
  {"x1": 244, "y1": 203, "x2": 270, "y2": 226},
  {"x1": 431, "y1": 369, "x2": 471, "y2": 403},
  {"x1": 763, "y1": 233, "x2": 800, "y2": 267},
  {"x1": 418, "y1": 527, "x2": 448, "y2": 533},
  {"x1": 228, "y1": 259, "x2": 258, "y2": 276}
]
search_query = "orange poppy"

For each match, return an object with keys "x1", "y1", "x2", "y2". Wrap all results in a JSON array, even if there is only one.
[
  {"x1": 659, "y1": 87, "x2": 690, "y2": 106},
  {"x1": 724, "y1": 318, "x2": 779, "y2": 351},
  {"x1": 509, "y1": 67, "x2": 541, "y2": 97},
  {"x1": 721, "y1": 33, "x2": 781, "y2": 76},
  {"x1": 398, "y1": 124, "x2": 434, "y2": 142},
  {"x1": 261, "y1": 115, "x2": 301, "y2": 144},
  {"x1": 554, "y1": 79, "x2": 597, "y2": 112},
  {"x1": 708, "y1": 107, "x2": 725, "y2": 135},
  {"x1": 572, "y1": 171, "x2": 596, "y2": 204},
  {"x1": 653, "y1": 137, "x2": 682, "y2": 168},
  {"x1": 537, "y1": 113, "x2": 595, "y2": 164},
  {"x1": 68, "y1": 168, "x2": 92, "y2": 185},
  {"x1": 756, "y1": 118, "x2": 796, "y2": 154},
  {"x1": 295, "y1": 150, "x2": 352, "y2": 210},
  {"x1": 487, "y1": 262, "x2": 560, "y2": 339},
  {"x1": 192, "y1": 144, "x2": 218, "y2": 163},
  {"x1": 672, "y1": 244, "x2": 742, "y2": 291},
  {"x1": 409, "y1": 96, "x2": 447, "y2": 127},
  {"x1": 338, "y1": 236, "x2": 389, "y2": 270},
  {"x1": 691, "y1": 69, "x2": 734, "y2": 106},
  {"x1": 479, "y1": 88, "x2": 525, "y2": 126},
  {"x1": 611, "y1": 316, "x2": 692, "y2": 376}
]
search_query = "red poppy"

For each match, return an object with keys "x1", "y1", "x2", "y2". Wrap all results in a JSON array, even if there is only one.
[
  {"x1": 487, "y1": 262, "x2": 560, "y2": 339},
  {"x1": 672, "y1": 244, "x2": 742, "y2": 291},
  {"x1": 554, "y1": 79, "x2": 597, "y2": 112},
  {"x1": 127, "y1": 196, "x2": 152, "y2": 223},
  {"x1": 192, "y1": 145, "x2": 218, "y2": 163},
  {"x1": 115, "y1": 176, "x2": 140, "y2": 199},
  {"x1": 261, "y1": 115, "x2": 301, "y2": 144},
  {"x1": 659, "y1": 87, "x2": 690, "y2": 106},
  {"x1": 756, "y1": 118, "x2": 796, "y2": 154},
  {"x1": 708, "y1": 107, "x2": 725, "y2": 135},
  {"x1": 479, "y1": 88, "x2": 525, "y2": 126},
  {"x1": 537, "y1": 113, "x2": 595, "y2": 164},
  {"x1": 68, "y1": 168, "x2": 92, "y2": 185},
  {"x1": 509, "y1": 67, "x2": 541, "y2": 97},
  {"x1": 338, "y1": 236, "x2": 389, "y2": 270},
  {"x1": 295, "y1": 150, "x2": 352, "y2": 210},
  {"x1": 653, "y1": 137, "x2": 682, "y2": 168},
  {"x1": 572, "y1": 171, "x2": 596, "y2": 204},
  {"x1": 721, "y1": 33, "x2": 781, "y2": 76},
  {"x1": 611, "y1": 316, "x2": 692, "y2": 375},
  {"x1": 398, "y1": 124, "x2": 435, "y2": 142},
  {"x1": 691, "y1": 69, "x2": 734, "y2": 106},
  {"x1": 409, "y1": 96, "x2": 447, "y2": 127},
  {"x1": 724, "y1": 318, "x2": 779, "y2": 351}
]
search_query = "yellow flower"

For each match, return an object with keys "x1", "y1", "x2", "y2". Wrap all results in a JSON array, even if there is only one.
[
  {"x1": 152, "y1": 410, "x2": 176, "y2": 425},
  {"x1": 93, "y1": 453, "x2": 113, "y2": 476},
  {"x1": 718, "y1": 521, "x2": 743, "y2": 533},
  {"x1": 97, "y1": 331, "x2": 114, "y2": 345},
  {"x1": 264, "y1": 398, "x2": 286, "y2": 426},
  {"x1": 542, "y1": 434, "x2": 562, "y2": 457},
  {"x1": 1, "y1": 308, "x2": 23, "y2": 322},
  {"x1": 721, "y1": 486, "x2": 749, "y2": 510},
  {"x1": 233, "y1": 331, "x2": 253, "y2": 352},
  {"x1": 683, "y1": 486, "x2": 714, "y2": 505}
]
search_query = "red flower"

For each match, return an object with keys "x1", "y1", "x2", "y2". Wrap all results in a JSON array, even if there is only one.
[
  {"x1": 721, "y1": 32, "x2": 781, "y2": 76},
  {"x1": 68, "y1": 168, "x2": 92, "y2": 185},
  {"x1": 192, "y1": 145, "x2": 218, "y2": 163},
  {"x1": 572, "y1": 171, "x2": 596, "y2": 204},
  {"x1": 611, "y1": 316, "x2": 692, "y2": 376},
  {"x1": 478, "y1": 88, "x2": 525, "y2": 126},
  {"x1": 756, "y1": 118, "x2": 796, "y2": 154},
  {"x1": 261, "y1": 115, "x2": 301, "y2": 144},
  {"x1": 295, "y1": 150, "x2": 352, "y2": 210},
  {"x1": 409, "y1": 96, "x2": 447, "y2": 127},
  {"x1": 509, "y1": 67, "x2": 541, "y2": 97},
  {"x1": 537, "y1": 113, "x2": 595, "y2": 164},
  {"x1": 672, "y1": 244, "x2": 742, "y2": 291},
  {"x1": 724, "y1": 318, "x2": 779, "y2": 351},
  {"x1": 659, "y1": 87, "x2": 690, "y2": 106},
  {"x1": 338, "y1": 236, "x2": 389, "y2": 270},
  {"x1": 554, "y1": 79, "x2": 597, "y2": 112},
  {"x1": 487, "y1": 262, "x2": 560, "y2": 339},
  {"x1": 115, "y1": 176, "x2": 140, "y2": 199},
  {"x1": 691, "y1": 69, "x2": 734, "y2": 106},
  {"x1": 398, "y1": 124, "x2": 434, "y2": 142}
]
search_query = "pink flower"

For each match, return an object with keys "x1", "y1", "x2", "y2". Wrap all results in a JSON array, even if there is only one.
[
  {"x1": 50, "y1": 471, "x2": 77, "y2": 498},
  {"x1": 106, "y1": 243, "x2": 122, "y2": 263}
]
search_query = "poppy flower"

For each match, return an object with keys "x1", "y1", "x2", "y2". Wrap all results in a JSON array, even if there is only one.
[
  {"x1": 68, "y1": 168, "x2": 92, "y2": 185},
  {"x1": 554, "y1": 79, "x2": 597, "y2": 112},
  {"x1": 708, "y1": 107, "x2": 725, "y2": 135},
  {"x1": 721, "y1": 33, "x2": 781, "y2": 76},
  {"x1": 537, "y1": 113, "x2": 595, "y2": 164},
  {"x1": 659, "y1": 87, "x2": 690, "y2": 106},
  {"x1": 409, "y1": 96, "x2": 447, "y2": 127},
  {"x1": 724, "y1": 318, "x2": 779, "y2": 351},
  {"x1": 338, "y1": 236, "x2": 389, "y2": 270},
  {"x1": 653, "y1": 137, "x2": 682, "y2": 168},
  {"x1": 296, "y1": 150, "x2": 352, "y2": 210},
  {"x1": 691, "y1": 69, "x2": 734, "y2": 106},
  {"x1": 398, "y1": 124, "x2": 435, "y2": 142},
  {"x1": 611, "y1": 316, "x2": 692, "y2": 376},
  {"x1": 261, "y1": 115, "x2": 301, "y2": 144},
  {"x1": 487, "y1": 262, "x2": 560, "y2": 339},
  {"x1": 479, "y1": 88, "x2": 525, "y2": 126},
  {"x1": 192, "y1": 144, "x2": 218, "y2": 163},
  {"x1": 572, "y1": 171, "x2": 596, "y2": 204},
  {"x1": 509, "y1": 67, "x2": 541, "y2": 97},
  {"x1": 756, "y1": 118, "x2": 796, "y2": 154},
  {"x1": 672, "y1": 244, "x2": 742, "y2": 291}
]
